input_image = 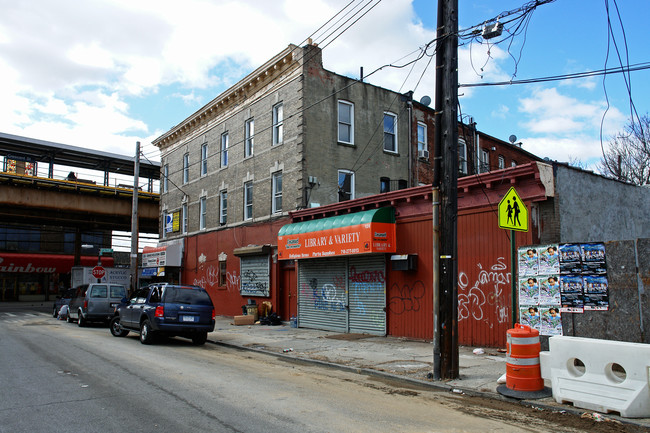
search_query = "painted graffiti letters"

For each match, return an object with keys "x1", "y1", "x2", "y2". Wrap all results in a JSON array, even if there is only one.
[
  {"x1": 388, "y1": 281, "x2": 426, "y2": 315},
  {"x1": 458, "y1": 257, "x2": 510, "y2": 324}
]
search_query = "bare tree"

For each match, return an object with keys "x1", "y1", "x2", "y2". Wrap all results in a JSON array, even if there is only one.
[{"x1": 600, "y1": 114, "x2": 650, "y2": 185}]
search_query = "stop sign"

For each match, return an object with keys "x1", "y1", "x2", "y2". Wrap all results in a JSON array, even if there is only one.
[{"x1": 92, "y1": 266, "x2": 106, "y2": 279}]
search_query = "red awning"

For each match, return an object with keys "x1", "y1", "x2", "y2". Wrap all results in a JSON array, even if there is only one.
[{"x1": 0, "y1": 253, "x2": 114, "y2": 274}]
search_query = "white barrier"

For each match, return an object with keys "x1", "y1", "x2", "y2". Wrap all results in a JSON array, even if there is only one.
[{"x1": 540, "y1": 336, "x2": 650, "y2": 418}]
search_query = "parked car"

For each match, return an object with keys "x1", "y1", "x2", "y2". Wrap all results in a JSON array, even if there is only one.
[
  {"x1": 68, "y1": 283, "x2": 127, "y2": 326},
  {"x1": 52, "y1": 288, "x2": 76, "y2": 318},
  {"x1": 109, "y1": 284, "x2": 215, "y2": 345}
]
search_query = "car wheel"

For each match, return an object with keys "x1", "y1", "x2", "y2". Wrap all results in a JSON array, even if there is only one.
[
  {"x1": 140, "y1": 320, "x2": 155, "y2": 345},
  {"x1": 77, "y1": 311, "x2": 86, "y2": 327},
  {"x1": 110, "y1": 316, "x2": 129, "y2": 337},
  {"x1": 52, "y1": 306, "x2": 58, "y2": 318},
  {"x1": 191, "y1": 332, "x2": 208, "y2": 346}
]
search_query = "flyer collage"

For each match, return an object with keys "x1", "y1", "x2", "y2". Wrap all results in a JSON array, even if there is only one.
[{"x1": 517, "y1": 242, "x2": 609, "y2": 336}]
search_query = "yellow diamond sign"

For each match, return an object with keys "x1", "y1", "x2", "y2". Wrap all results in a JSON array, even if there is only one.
[{"x1": 498, "y1": 187, "x2": 528, "y2": 232}]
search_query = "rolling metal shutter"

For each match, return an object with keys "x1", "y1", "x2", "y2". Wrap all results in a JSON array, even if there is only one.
[
  {"x1": 298, "y1": 257, "x2": 347, "y2": 332},
  {"x1": 348, "y1": 255, "x2": 386, "y2": 335},
  {"x1": 239, "y1": 255, "x2": 270, "y2": 297}
]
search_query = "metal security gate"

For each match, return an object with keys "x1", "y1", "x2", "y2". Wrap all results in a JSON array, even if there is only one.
[
  {"x1": 298, "y1": 255, "x2": 386, "y2": 335},
  {"x1": 298, "y1": 257, "x2": 347, "y2": 332},
  {"x1": 348, "y1": 255, "x2": 386, "y2": 335}
]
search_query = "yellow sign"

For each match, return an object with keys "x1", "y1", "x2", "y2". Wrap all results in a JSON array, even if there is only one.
[{"x1": 498, "y1": 187, "x2": 528, "y2": 232}]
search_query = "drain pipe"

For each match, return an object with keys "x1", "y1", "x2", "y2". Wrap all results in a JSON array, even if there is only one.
[{"x1": 635, "y1": 240, "x2": 646, "y2": 341}]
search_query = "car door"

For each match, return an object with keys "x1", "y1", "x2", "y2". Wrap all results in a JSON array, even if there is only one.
[{"x1": 122, "y1": 288, "x2": 148, "y2": 328}]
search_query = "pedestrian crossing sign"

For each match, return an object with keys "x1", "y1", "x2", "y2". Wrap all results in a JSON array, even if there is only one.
[{"x1": 498, "y1": 187, "x2": 528, "y2": 232}]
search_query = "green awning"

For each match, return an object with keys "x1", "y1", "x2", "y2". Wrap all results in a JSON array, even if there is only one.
[{"x1": 278, "y1": 207, "x2": 395, "y2": 236}]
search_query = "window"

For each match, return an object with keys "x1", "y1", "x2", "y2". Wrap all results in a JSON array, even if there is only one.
[
  {"x1": 221, "y1": 132, "x2": 229, "y2": 167},
  {"x1": 380, "y1": 177, "x2": 390, "y2": 194},
  {"x1": 199, "y1": 196, "x2": 207, "y2": 230},
  {"x1": 338, "y1": 100, "x2": 354, "y2": 144},
  {"x1": 272, "y1": 103, "x2": 283, "y2": 145},
  {"x1": 219, "y1": 190, "x2": 227, "y2": 225},
  {"x1": 511, "y1": 160, "x2": 517, "y2": 167},
  {"x1": 458, "y1": 140, "x2": 468, "y2": 175},
  {"x1": 200, "y1": 143, "x2": 208, "y2": 176},
  {"x1": 162, "y1": 211, "x2": 167, "y2": 239},
  {"x1": 383, "y1": 112, "x2": 397, "y2": 153},
  {"x1": 337, "y1": 170, "x2": 354, "y2": 202},
  {"x1": 244, "y1": 181, "x2": 253, "y2": 220},
  {"x1": 417, "y1": 122, "x2": 427, "y2": 152},
  {"x1": 162, "y1": 164, "x2": 168, "y2": 193},
  {"x1": 479, "y1": 148, "x2": 490, "y2": 173},
  {"x1": 219, "y1": 259, "x2": 227, "y2": 286},
  {"x1": 245, "y1": 119, "x2": 254, "y2": 157},
  {"x1": 272, "y1": 172, "x2": 282, "y2": 214},
  {"x1": 182, "y1": 203, "x2": 188, "y2": 234},
  {"x1": 498, "y1": 155, "x2": 505, "y2": 170},
  {"x1": 183, "y1": 153, "x2": 189, "y2": 184}
]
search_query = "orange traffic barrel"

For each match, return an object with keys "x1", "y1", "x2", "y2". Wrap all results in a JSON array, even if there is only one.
[{"x1": 505, "y1": 323, "x2": 544, "y2": 392}]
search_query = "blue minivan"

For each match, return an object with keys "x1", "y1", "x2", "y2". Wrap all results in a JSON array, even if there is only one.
[{"x1": 110, "y1": 284, "x2": 215, "y2": 345}]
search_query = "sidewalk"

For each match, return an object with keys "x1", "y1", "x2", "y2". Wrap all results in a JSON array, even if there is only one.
[{"x1": 208, "y1": 315, "x2": 650, "y2": 429}]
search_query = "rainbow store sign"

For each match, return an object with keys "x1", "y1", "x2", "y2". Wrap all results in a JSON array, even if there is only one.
[{"x1": 278, "y1": 207, "x2": 396, "y2": 260}]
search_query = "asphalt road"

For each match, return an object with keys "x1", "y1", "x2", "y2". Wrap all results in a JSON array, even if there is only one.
[{"x1": 0, "y1": 309, "x2": 638, "y2": 433}]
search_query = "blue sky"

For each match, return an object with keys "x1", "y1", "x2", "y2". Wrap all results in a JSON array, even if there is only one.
[{"x1": 1, "y1": 0, "x2": 648, "y2": 173}]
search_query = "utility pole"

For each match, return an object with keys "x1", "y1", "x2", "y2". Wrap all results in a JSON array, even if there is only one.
[
  {"x1": 433, "y1": 0, "x2": 459, "y2": 380},
  {"x1": 130, "y1": 141, "x2": 140, "y2": 294}
]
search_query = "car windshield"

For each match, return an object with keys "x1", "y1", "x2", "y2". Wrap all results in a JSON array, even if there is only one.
[
  {"x1": 110, "y1": 285, "x2": 126, "y2": 298},
  {"x1": 163, "y1": 287, "x2": 212, "y2": 306}
]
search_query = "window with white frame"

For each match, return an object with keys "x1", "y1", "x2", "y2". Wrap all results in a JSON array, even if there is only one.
[
  {"x1": 244, "y1": 181, "x2": 253, "y2": 220},
  {"x1": 511, "y1": 160, "x2": 517, "y2": 167},
  {"x1": 162, "y1": 164, "x2": 168, "y2": 193},
  {"x1": 199, "y1": 196, "x2": 207, "y2": 230},
  {"x1": 498, "y1": 155, "x2": 505, "y2": 170},
  {"x1": 183, "y1": 153, "x2": 189, "y2": 184},
  {"x1": 272, "y1": 103, "x2": 283, "y2": 145},
  {"x1": 219, "y1": 190, "x2": 227, "y2": 225},
  {"x1": 245, "y1": 119, "x2": 254, "y2": 157},
  {"x1": 201, "y1": 143, "x2": 208, "y2": 176},
  {"x1": 479, "y1": 148, "x2": 490, "y2": 173},
  {"x1": 417, "y1": 122, "x2": 427, "y2": 153},
  {"x1": 338, "y1": 170, "x2": 354, "y2": 202},
  {"x1": 458, "y1": 139, "x2": 468, "y2": 175},
  {"x1": 221, "y1": 132, "x2": 229, "y2": 167},
  {"x1": 383, "y1": 112, "x2": 397, "y2": 153},
  {"x1": 182, "y1": 203, "x2": 188, "y2": 234},
  {"x1": 338, "y1": 100, "x2": 354, "y2": 144},
  {"x1": 162, "y1": 210, "x2": 167, "y2": 239},
  {"x1": 272, "y1": 172, "x2": 282, "y2": 214}
]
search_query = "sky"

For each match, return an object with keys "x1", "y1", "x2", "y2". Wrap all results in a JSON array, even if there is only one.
[{"x1": 1, "y1": 0, "x2": 648, "y2": 175}]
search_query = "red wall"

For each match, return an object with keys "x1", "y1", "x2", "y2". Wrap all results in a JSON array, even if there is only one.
[{"x1": 182, "y1": 218, "x2": 289, "y2": 317}]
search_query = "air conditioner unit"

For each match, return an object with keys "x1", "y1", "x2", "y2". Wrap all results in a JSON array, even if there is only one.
[{"x1": 418, "y1": 149, "x2": 429, "y2": 159}]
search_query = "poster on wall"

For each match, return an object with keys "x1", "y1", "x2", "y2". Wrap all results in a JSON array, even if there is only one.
[{"x1": 517, "y1": 244, "x2": 562, "y2": 336}]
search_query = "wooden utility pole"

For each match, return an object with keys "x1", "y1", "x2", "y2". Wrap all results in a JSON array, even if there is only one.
[
  {"x1": 433, "y1": 0, "x2": 459, "y2": 380},
  {"x1": 130, "y1": 141, "x2": 140, "y2": 294}
]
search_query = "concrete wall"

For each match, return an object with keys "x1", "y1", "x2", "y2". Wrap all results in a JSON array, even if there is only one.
[
  {"x1": 555, "y1": 164, "x2": 650, "y2": 243},
  {"x1": 562, "y1": 238, "x2": 650, "y2": 344}
]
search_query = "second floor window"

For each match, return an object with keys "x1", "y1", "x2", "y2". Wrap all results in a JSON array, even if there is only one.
[
  {"x1": 479, "y1": 148, "x2": 490, "y2": 173},
  {"x1": 244, "y1": 181, "x2": 253, "y2": 220},
  {"x1": 272, "y1": 172, "x2": 282, "y2": 214},
  {"x1": 383, "y1": 112, "x2": 397, "y2": 153},
  {"x1": 219, "y1": 190, "x2": 227, "y2": 225},
  {"x1": 272, "y1": 103, "x2": 283, "y2": 145},
  {"x1": 201, "y1": 143, "x2": 208, "y2": 176},
  {"x1": 338, "y1": 170, "x2": 354, "y2": 202},
  {"x1": 338, "y1": 101, "x2": 354, "y2": 144},
  {"x1": 458, "y1": 139, "x2": 468, "y2": 175},
  {"x1": 162, "y1": 164, "x2": 168, "y2": 193},
  {"x1": 221, "y1": 132, "x2": 229, "y2": 167},
  {"x1": 245, "y1": 119, "x2": 254, "y2": 158},
  {"x1": 183, "y1": 153, "x2": 189, "y2": 184},
  {"x1": 199, "y1": 196, "x2": 207, "y2": 230},
  {"x1": 417, "y1": 123, "x2": 427, "y2": 152},
  {"x1": 498, "y1": 155, "x2": 505, "y2": 170}
]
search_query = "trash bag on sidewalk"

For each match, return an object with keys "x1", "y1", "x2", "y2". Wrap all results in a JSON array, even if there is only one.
[{"x1": 259, "y1": 312, "x2": 282, "y2": 326}]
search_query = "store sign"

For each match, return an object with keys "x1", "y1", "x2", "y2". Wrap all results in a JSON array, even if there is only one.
[{"x1": 278, "y1": 208, "x2": 396, "y2": 260}]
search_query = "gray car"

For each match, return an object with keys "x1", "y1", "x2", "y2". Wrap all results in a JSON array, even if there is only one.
[{"x1": 68, "y1": 283, "x2": 127, "y2": 326}]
